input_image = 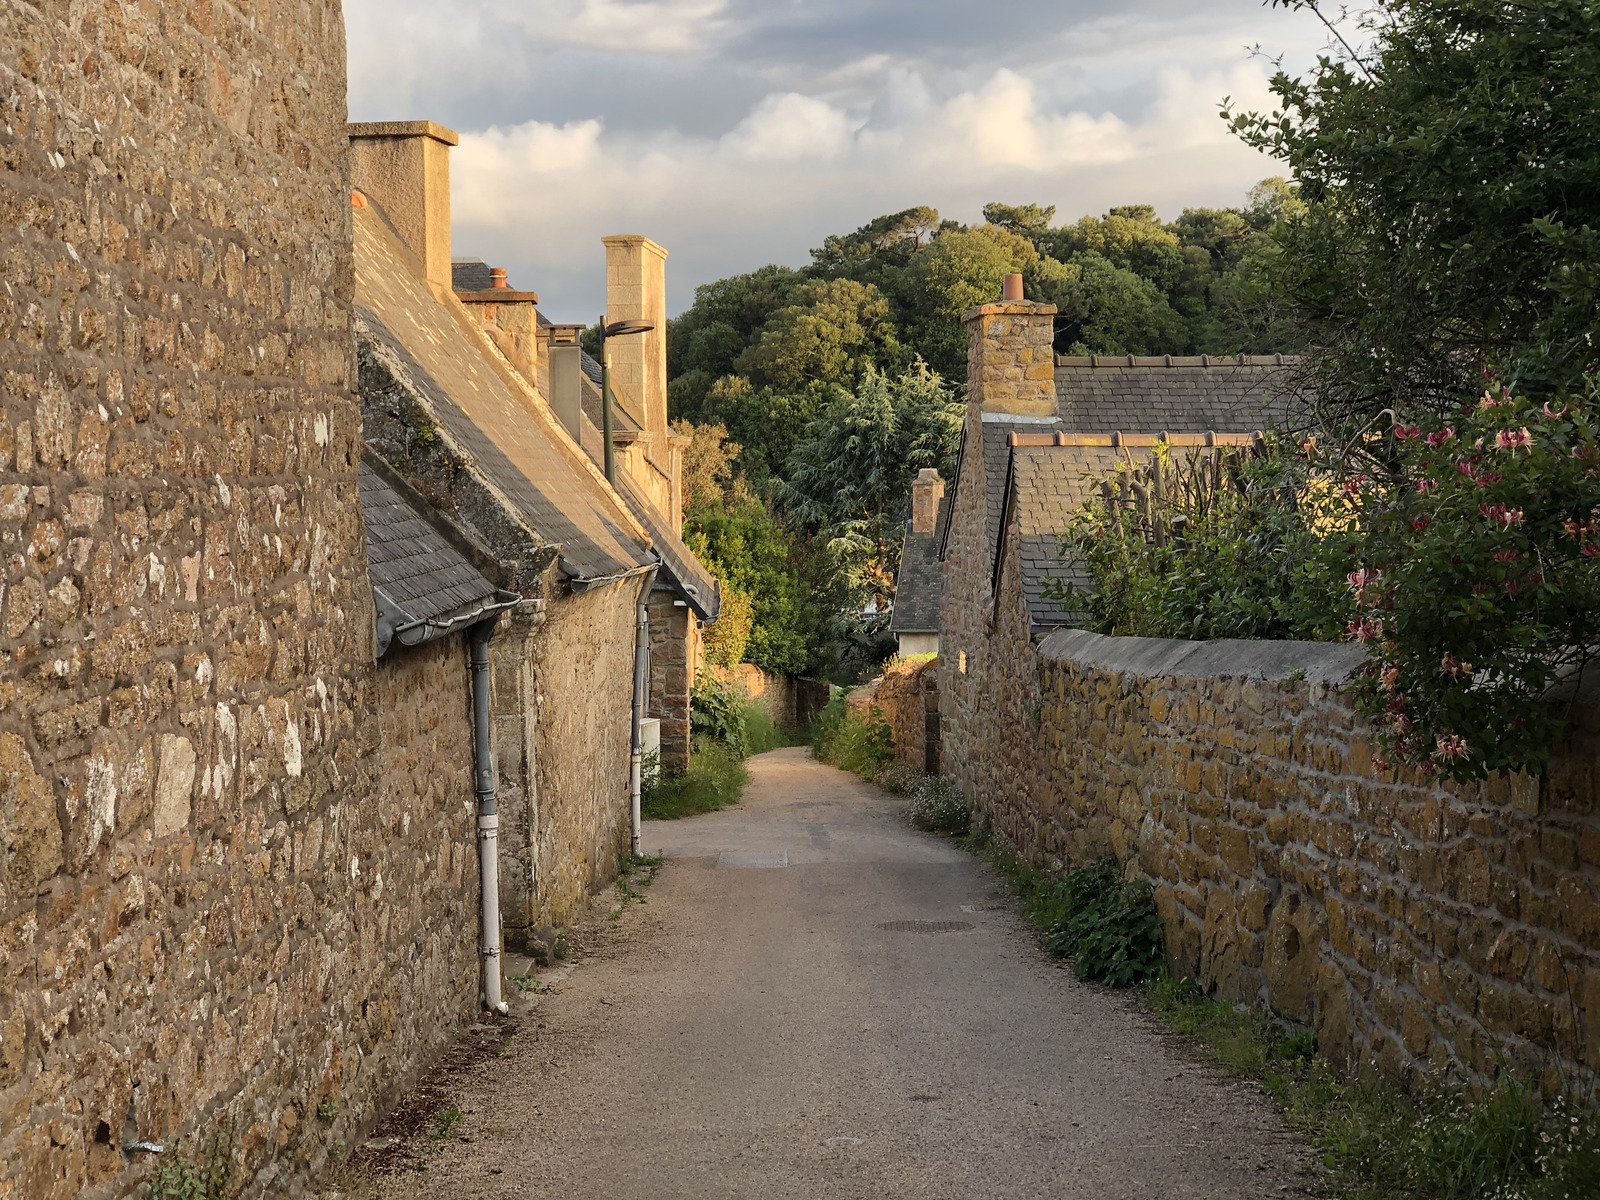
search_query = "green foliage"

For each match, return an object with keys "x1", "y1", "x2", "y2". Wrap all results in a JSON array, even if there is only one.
[
  {"x1": 809, "y1": 696, "x2": 894, "y2": 777},
  {"x1": 689, "y1": 673, "x2": 749, "y2": 756},
  {"x1": 774, "y1": 362, "x2": 962, "y2": 611},
  {"x1": 150, "y1": 1124, "x2": 234, "y2": 1200},
  {"x1": 735, "y1": 277, "x2": 906, "y2": 393},
  {"x1": 1058, "y1": 439, "x2": 1354, "y2": 642},
  {"x1": 1034, "y1": 860, "x2": 1164, "y2": 987},
  {"x1": 896, "y1": 225, "x2": 1039, "y2": 378},
  {"x1": 1344, "y1": 384, "x2": 1600, "y2": 782},
  {"x1": 640, "y1": 739, "x2": 750, "y2": 820},
  {"x1": 1226, "y1": 0, "x2": 1600, "y2": 427}
]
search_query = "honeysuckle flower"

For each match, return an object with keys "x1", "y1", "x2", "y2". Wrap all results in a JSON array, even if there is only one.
[
  {"x1": 1562, "y1": 518, "x2": 1587, "y2": 539},
  {"x1": 1457, "y1": 460, "x2": 1477, "y2": 478},
  {"x1": 1543, "y1": 401, "x2": 1567, "y2": 419},
  {"x1": 1504, "y1": 579, "x2": 1523, "y2": 594},
  {"x1": 1475, "y1": 471, "x2": 1503, "y2": 487},
  {"x1": 1491, "y1": 548, "x2": 1518, "y2": 563},
  {"x1": 1584, "y1": 544, "x2": 1599, "y2": 558},
  {"x1": 1478, "y1": 392, "x2": 1501, "y2": 409},
  {"x1": 1424, "y1": 428, "x2": 1455, "y2": 447},
  {"x1": 1411, "y1": 515, "x2": 1432, "y2": 531},
  {"x1": 1415, "y1": 478, "x2": 1437, "y2": 494},
  {"x1": 1440, "y1": 653, "x2": 1471, "y2": 678},
  {"x1": 1436, "y1": 734, "x2": 1469, "y2": 761},
  {"x1": 1493, "y1": 427, "x2": 1533, "y2": 452},
  {"x1": 1479, "y1": 503, "x2": 1522, "y2": 525},
  {"x1": 1381, "y1": 666, "x2": 1400, "y2": 691},
  {"x1": 1348, "y1": 617, "x2": 1384, "y2": 642},
  {"x1": 1346, "y1": 568, "x2": 1376, "y2": 591},
  {"x1": 1393, "y1": 424, "x2": 1421, "y2": 440}
]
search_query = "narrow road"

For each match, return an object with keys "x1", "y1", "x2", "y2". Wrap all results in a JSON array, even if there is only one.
[{"x1": 373, "y1": 748, "x2": 1308, "y2": 1199}]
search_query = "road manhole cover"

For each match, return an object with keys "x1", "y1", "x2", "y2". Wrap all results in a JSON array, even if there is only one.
[{"x1": 876, "y1": 920, "x2": 974, "y2": 933}]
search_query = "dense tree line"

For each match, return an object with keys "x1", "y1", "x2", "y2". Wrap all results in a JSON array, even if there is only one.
[{"x1": 666, "y1": 181, "x2": 1303, "y2": 680}]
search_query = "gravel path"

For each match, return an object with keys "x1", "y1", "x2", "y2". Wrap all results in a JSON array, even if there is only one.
[{"x1": 359, "y1": 747, "x2": 1312, "y2": 1200}]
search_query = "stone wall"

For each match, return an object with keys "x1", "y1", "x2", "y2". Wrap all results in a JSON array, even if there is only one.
[
  {"x1": 705, "y1": 663, "x2": 828, "y2": 733},
  {"x1": 647, "y1": 587, "x2": 694, "y2": 773},
  {"x1": 522, "y1": 577, "x2": 640, "y2": 938},
  {"x1": 986, "y1": 629, "x2": 1600, "y2": 1099},
  {"x1": 0, "y1": 0, "x2": 476, "y2": 1193},
  {"x1": 875, "y1": 658, "x2": 941, "y2": 775}
]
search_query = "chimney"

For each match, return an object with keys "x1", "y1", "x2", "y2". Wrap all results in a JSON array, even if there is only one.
[
  {"x1": 910, "y1": 468, "x2": 944, "y2": 534},
  {"x1": 961, "y1": 288, "x2": 1058, "y2": 419},
  {"x1": 600, "y1": 235, "x2": 668, "y2": 443},
  {"x1": 347, "y1": 121, "x2": 459, "y2": 292},
  {"x1": 548, "y1": 323, "x2": 586, "y2": 444},
  {"x1": 1002, "y1": 272, "x2": 1024, "y2": 301},
  {"x1": 490, "y1": 267, "x2": 508, "y2": 289}
]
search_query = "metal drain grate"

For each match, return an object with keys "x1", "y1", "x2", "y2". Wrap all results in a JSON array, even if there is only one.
[{"x1": 877, "y1": 920, "x2": 974, "y2": 933}]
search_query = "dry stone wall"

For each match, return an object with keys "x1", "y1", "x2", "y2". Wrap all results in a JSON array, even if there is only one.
[{"x1": 989, "y1": 630, "x2": 1600, "y2": 1099}]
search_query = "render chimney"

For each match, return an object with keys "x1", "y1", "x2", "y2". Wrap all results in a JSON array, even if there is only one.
[
  {"x1": 1002, "y1": 272, "x2": 1024, "y2": 301},
  {"x1": 548, "y1": 323, "x2": 586, "y2": 444},
  {"x1": 600, "y1": 235, "x2": 668, "y2": 446},
  {"x1": 346, "y1": 121, "x2": 459, "y2": 292},
  {"x1": 961, "y1": 290, "x2": 1058, "y2": 419},
  {"x1": 910, "y1": 468, "x2": 945, "y2": 534}
]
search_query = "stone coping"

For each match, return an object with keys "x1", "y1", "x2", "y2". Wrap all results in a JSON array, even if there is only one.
[
  {"x1": 455, "y1": 288, "x2": 540, "y2": 303},
  {"x1": 1006, "y1": 431, "x2": 1258, "y2": 448},
  {"x1": 1037, "y1": 628, "x2": 1367, "y2": 686},
  {"x1": 1055, "y1": 353, "x2": 1300, "y2": 368},
  {"x1": 346, "y1": 120, "x2": 460, "y2": 146}
]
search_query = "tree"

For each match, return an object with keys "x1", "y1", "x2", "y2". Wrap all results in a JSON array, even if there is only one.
[
  {"x1": 774, "y1": 362, "x2": 962, "y2": 610},
  {"x1": 809, "y1": 206, "x2": 945, "y2": 274},
  {"x1": 1227, "y1": 0, "x2": 1600, "y2": 427},
  {"x1": 1028, "y1": 252, "x2": 1188, "y2": 355},
  {"x1": 897, "y1": 226, "x2": 1039, "y2": 378},
  {"x1": 1047, "y1": 205, "x2": 1185, "y2": 293},
  {"x1": 735, "y1": 278, "x2": 905, "y2": 393},
  {"x1": 982, "y1": 201, "x2": 1056, "y2": 240}
]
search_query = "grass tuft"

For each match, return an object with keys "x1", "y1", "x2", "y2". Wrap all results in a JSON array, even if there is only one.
[{"x1": 641, "y1": 739, "x2": 749, "y2": 820}]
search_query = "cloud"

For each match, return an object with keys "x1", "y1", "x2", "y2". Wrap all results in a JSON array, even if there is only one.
[{"x1": 447, "y1": 50, "x2": 1289, "y2": 319}]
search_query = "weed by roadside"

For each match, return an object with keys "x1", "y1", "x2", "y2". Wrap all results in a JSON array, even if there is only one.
[
  {"x1": 961, "y1": 821, "x2": 1600, "y2": 1200},
  {"x1": 641, "y1": 740, "x2": 749, "y2": 819},
  {"x1": 903, "y1": 775, "x2": 970, "y2": 836},
  {"x1": 811, "y1": 695, "x2": 893, "y2": 776},
  {"x1": 609, "y1": 853, "x2": 663, "y2": 923}
]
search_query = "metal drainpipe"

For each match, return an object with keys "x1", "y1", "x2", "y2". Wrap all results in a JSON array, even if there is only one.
[
  {"x1": 630, "y1": 567, "x2": 658, "y2": 856},
  {"x1": 470, "y1": 618, "x2": 510, "y2": 1016}
]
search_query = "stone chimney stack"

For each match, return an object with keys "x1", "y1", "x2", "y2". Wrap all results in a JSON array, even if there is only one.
[
  {"x1": 548, "y1": 323, "x2": 586, "y2": 444},
  {"x1": 910, "y1": 468, "x2": 944, "y2": 533},
  {"x1": 601, "y1": 235, "x2": 668, "y2": 445},
  {"x1": 961, "y1": 290, "x2": 1058, "y2": 418},
  {"x1": 347, "y1": 121, "x2": 459, "y2": 293}
]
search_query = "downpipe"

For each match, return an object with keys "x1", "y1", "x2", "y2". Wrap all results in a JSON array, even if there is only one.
[
  {"x1": 630, "y1": 567, "x2": 658, "y2": 857},
  {"x1": 470, "y1": 618, "x2": 510, "y2": 1016}
]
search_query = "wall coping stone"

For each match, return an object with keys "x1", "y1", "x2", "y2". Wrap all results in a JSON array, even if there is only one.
[{"x1": 1037, "y1": 628, "x2": 1368, "y2": 685}]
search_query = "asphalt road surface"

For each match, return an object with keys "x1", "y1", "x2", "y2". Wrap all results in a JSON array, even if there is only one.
[{"x1": 369, "y1": 747, "x2": 1309, "y2": 1200}]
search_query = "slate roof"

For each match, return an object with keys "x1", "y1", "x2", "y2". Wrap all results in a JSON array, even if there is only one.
[
  {"x1": 613, "y1": 471, "x2": 721, "y2": 622},
  {"x1": 890, "y1": 496, "x2": 947, "y2": 634},
  {"x1": 356, "y1": 205, "x2": 653, "y2": 582},
  {"x1": 359, "y1": 460, "x2": 507, "y2": 656},
  {"x1": 451, "y1": 257, "x2": 494, "y2": 291},
  {"x1": 1055, "y1": 357, "x2": 1299, "y2": 436},
  {"x1": 997, "y1": 444, "x2": 1155, "y2": 632}
]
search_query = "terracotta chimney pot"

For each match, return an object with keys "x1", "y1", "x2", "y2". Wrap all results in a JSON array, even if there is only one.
[
  {"x1": 490, "y1": 267, "x2": 508, "y2": 289},
  {"x1": 1002, "y1": 272, "x2": 1024, "y2": 302}
]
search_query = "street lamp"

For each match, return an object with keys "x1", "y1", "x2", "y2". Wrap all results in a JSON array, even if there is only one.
[{"x1": 599, "y1": 317, "x2": 655, "y2": 483}]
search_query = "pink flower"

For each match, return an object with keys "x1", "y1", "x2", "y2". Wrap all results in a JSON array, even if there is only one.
[
  {"x1": 1584, "y1": 545, "x2": 1599, "y2": 558},
  {"x1": 1342, "y1": 475, "x2": 1368, "y2": 495},
  {"x1": 1425, "y1": 428, "x2": 1455, "y2": 447},
  {"x1": 1456, "y1": 460, "x2": 1477, "y2": 478},
  {"x1": 1479, "y1": 503, "x2": 1523, "y2": 526},
  {"x1": 1436, "y1": 734, "x2": 1469, "y2": 761},
  {"x1": 1475, "y1": 471, "x2": 1503, "y2": 487},
  {"x1": 1544, "y1": 402, "x2": 1567, "y2": 419},
  {"x1": 1347, "y1": 568, "x2": 1375, "y2": 591},
  {"x1": 1493, "y1": 427, "x2": 1533, "y2": 452},
  {"x1": 1415, "y1": 478, "x2": 1437, "y2": 494},
  {"x1": 1394, "y1": 425, "x2": 1421, "y2": 440},
  {"x1": 1411, "y1": 515, "x2": 1432, "y2": 531},
  {"x1": 1348, "y1": 617, "x2": 1384, "y2": 642},
  {"x1": 1491, "y1": 548, "x2": 1518, "y2": 563},
  {"x1": 1562, "y1": 518, "x2": 1587, "y2": 539},
  {"x1": 1440, "y1": 653, "x2": 1471, "y2": 678},
  {"x1": 1504, "y1": 579, "x2": 1523, "y2": 594},
  {"x1": 1381, "y1": 666, "x2": 1401, "y2": 691}
]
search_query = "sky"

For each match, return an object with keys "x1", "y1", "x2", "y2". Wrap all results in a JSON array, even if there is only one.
[{"x1": 343, "y1": 0, "x2": 1335, "y2": 322}]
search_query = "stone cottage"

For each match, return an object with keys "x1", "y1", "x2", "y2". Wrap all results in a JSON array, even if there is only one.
[
  {"x1": 937, "y1": 287, "x2": 1298, "y2": 837},
  {"x1": 347, "y1": 120, "x2": 719, "y2": 953},
  {"x1": 453, "y1": 241, "x2": 719, "y2": 775},
  {"x1": 889, "y1": 468, "x2": 946, "y2": 657}
]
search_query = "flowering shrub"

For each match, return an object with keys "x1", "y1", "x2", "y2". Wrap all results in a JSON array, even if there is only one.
[{"x1": 1347, "y1": 382, "x2": 1600, "y2": 781}]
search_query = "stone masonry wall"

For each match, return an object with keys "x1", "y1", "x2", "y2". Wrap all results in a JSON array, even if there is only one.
[
  {"x1": 0, "y1": 0, "x2": 449, "y2": 1194},
  {"x1": 984, "y1": 629, "x2": 1600, "y2": 1100},
  {"x1": 647, "y1": 588, "x2": 692, "y2": 774},
  {"x1": 875, "y1": 658, "x2": 941, "y2": 775}
]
